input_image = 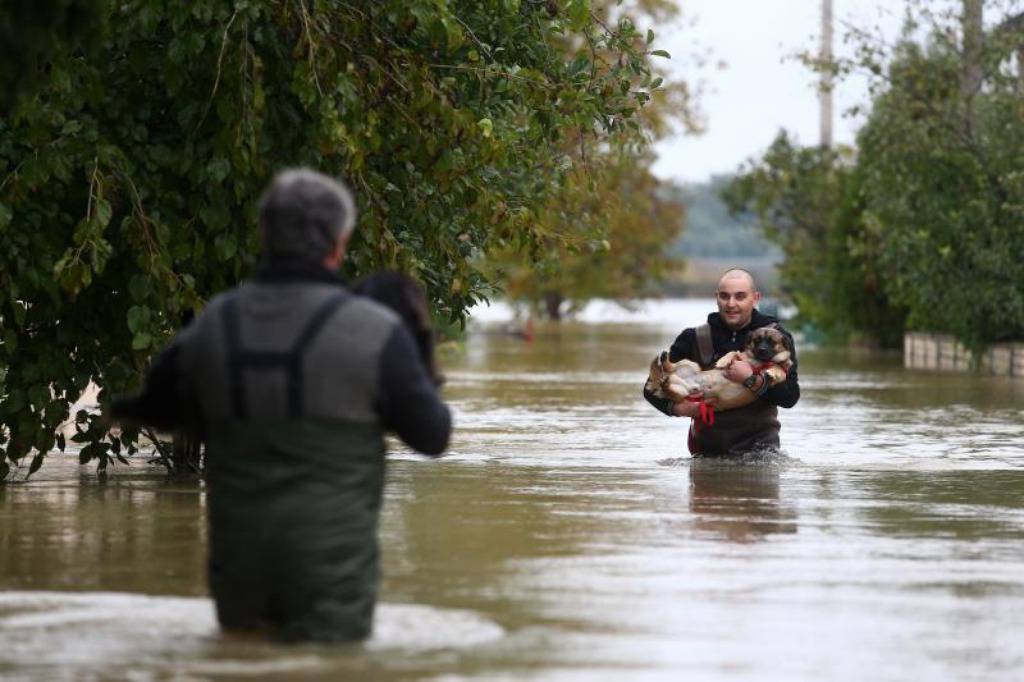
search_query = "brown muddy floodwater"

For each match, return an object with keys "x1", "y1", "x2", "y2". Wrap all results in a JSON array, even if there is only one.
[{"x1": 2, "y1": 299, "x2": 1024, "y2": 681}]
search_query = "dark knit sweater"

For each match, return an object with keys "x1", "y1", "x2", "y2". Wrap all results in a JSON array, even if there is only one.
[{"x1": 643, "y1": 309, "x2": 800, "y2": 455}]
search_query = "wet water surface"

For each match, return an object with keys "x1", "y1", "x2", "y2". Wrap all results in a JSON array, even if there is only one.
[{"x1": 2, "y1": 300, "x2": 1024, "y2": 680}]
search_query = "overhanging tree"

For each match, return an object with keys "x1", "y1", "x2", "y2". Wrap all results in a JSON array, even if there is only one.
[
  {"x1": 0, "y1": 0, "x2": 671, "y2": 476},
  {"x1": 485, "y1": 0, "x2": 698, "y2": 318}
]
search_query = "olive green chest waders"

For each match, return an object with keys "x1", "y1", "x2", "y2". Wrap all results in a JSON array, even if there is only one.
[{"x1": 178, "y1": 283, "x2": 401, "y2": 641}]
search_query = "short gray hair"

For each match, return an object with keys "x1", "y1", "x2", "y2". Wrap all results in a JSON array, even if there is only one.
[{"x1": 258, "y1": 168, "x2": 357, "y2": 260}]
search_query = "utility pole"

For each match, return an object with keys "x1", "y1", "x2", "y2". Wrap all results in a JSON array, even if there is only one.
[
  {"x1": 820, "y1": 0, "x2": 834, "y2": 149},
  {"x1": 961, "y1": 0, "x2": 984, "y2": 133}
]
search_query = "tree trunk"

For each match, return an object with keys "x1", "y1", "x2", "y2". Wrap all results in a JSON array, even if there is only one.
[{"x1": 544, "y1": 291, "x2": 564, "y2": 321}]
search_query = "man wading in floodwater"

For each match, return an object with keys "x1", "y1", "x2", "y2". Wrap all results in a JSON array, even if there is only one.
[
  {"x1": 644, "y1": 269, "x2": 799, "y2": 456},
  {"x1": 112, "y1": 169, "x2": 451, "y2": 641}
]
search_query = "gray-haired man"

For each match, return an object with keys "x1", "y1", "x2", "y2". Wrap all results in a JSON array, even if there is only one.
[{"x1": 112, "y1": 169, "x2": 451, "y2": 641}]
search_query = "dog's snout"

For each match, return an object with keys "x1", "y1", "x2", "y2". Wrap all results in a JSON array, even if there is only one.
[{"x1": 754, "y1": 340, "x2": 775, "y2": 361}]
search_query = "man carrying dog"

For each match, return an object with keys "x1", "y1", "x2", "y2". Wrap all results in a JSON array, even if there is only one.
[
  {"x1": 644, "y1": 269, "x2": 799, "y2": 456},
  {"x1": 112, "y1": 169, "x2": 451, "y2": 641}
]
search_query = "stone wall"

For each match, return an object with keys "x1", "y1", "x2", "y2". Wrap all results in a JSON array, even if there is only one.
[{"x1": 904, "y1": 332, "x2": 1024, "y2": 378}]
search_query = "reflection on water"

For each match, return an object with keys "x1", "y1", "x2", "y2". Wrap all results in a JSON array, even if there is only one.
[
  {"x1": 688, "y1": 457, "x2": 798, "y2": 543},
  {"x1": 2, "y1": 299, "x2": 1024, "y2": 680}
]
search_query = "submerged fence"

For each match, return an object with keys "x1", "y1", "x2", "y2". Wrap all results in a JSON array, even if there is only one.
[{"x1": 904, "y1": 332, "x2": 1024, "y2": 378}]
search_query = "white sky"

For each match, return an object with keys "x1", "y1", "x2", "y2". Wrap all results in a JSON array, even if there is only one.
[{"x1": 651, "y1": 0, "x2": 909, "y2": 184}]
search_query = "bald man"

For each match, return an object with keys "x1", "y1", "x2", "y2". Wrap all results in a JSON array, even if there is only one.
[{"x1": 644, "y1": 269, "x2": 800, "y2": 456}]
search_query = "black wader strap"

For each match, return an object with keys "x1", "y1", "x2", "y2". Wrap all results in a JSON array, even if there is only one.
[
  {"x1": 286, "y1": 295, "x2": 349, "y2": 418},
  {"x1": 221, "y1": 293, "x2": 349, "y2": 419},
  {"x1": 695, "y1": 323, "x2": 714, "y2": 368}
]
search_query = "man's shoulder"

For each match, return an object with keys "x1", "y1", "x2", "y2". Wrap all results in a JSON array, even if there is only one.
[{"x1": 191, "y1": 281, "x2": 399, "y2": 331}]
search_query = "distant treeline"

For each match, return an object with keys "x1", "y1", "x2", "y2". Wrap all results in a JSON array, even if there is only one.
[
  {"x1": 654, "y1": 177, "x2": 780, "y2": 297},
  {"x1": 665, "y1": 176, "x2": 781, "y2": 261}
]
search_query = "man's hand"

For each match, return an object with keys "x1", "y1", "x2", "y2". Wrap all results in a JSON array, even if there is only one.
[
  {"x1": 670, "y1": 401, "x2": 702, "y2": 418},
  {"x1": 721, "y1": 358, "x2": 754, "y2": 384}
]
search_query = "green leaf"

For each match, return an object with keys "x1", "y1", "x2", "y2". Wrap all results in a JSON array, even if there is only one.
[
  {"x1": 95, "y1": 199, "x2": 113, "y2": 228},
  {"x1": 566, "y1": 0, "x2": 590, "y2": 31},
  {"x1": 646, "y1": 29, "x2": 655, "y2": 45},
  {"x1": 126, "y1": 305, "x2": 151, "y2": 334},
  {"x1": 215, "y1": 233, "x2": 238, "y2": 261},
  {"x1": 132, "y1": 332, "x2": 153, "y2": 350},
  {"x1": 2, "y1": 389, "x2": 26, "y2": 416},
  {"x1": 128, "y1": 274, "x2": 151, "y2": 302},
  {"x1": 650, "y1": 50, "x2": 671, "y2": 59},
  {"x1": 27, "y1": 453, "x2": 44, "y2": 479},
  {"x1": 199, "y1": 204, "x2": 230, "y2": 230},
  {"x1": 207, "y1": 158, "x2": 231, "y2": 183}
]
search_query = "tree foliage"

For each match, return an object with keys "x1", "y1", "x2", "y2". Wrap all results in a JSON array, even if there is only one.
[
  {"x1": 0, "y1": 0, "x2": 672, "y2": 475},
  {"x1": 727, "y1": 1, "x2": 1023, "y2": 350},
  {"x1": 853, "y1": 27, "x2": 1024, "y2": 350},
  {"x1": 0, "y1": 0, "x2": 107, "y2": 113},
  {"x1": 487, "y1": 0, "x2": 696, "y2": 315},
  {"x1": 723, "y1": 133, "x2": 906, "y2": 347},
  {"x1": 493, "y1": 149, "x2": 685, "y2": 315}
]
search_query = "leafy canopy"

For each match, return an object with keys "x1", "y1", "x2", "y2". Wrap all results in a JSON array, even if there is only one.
[{"x1": 0, "y1": 0, "x2": 672, "y2": 476}]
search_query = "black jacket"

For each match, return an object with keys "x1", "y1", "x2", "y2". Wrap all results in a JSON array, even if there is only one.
[{"x1": 643, "y1": 309, "x2": 800, "y2": 455}]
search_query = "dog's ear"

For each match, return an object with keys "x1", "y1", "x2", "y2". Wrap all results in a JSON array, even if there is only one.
[{"x1": 780, "y1": 329, "x2": 794, "y2": 353}]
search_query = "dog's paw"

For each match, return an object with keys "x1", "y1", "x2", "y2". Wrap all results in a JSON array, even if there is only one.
[
  {"x1": 714, "y1": 351, "x2": 738, "y2": 369},
  {"x1": 660, "y1": 350, "x2": 678, "y2": 372},
  {"x1": 764, "y1": 366, "x2": 787, "y2": 385}
]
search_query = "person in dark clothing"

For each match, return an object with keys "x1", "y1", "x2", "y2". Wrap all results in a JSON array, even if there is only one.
[
  {"x1": 644, "y1": 269, "x2": 799, "y2": 456},
  {"x1": 111, "y1": 168, "x2": 452, "y2": 642}
]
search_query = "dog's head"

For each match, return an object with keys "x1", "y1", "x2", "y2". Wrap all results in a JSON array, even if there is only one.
[
  {"x1": 645, "y1": 351, "x2": 671, "y2": 397},
  {"x1": 745, "y1": 325, "x2": 791, "y2": 365},
  {"x1": 354, "y1": 271, "x2": 444, "y2": 386}
]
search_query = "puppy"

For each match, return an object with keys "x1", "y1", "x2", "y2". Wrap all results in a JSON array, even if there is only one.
[
  {"x1": 353, "y1": 271, "x2": 444, "y2": 387},
  {"x1": 646, "y1": 325, "x2": 792, "y2": 420}
]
